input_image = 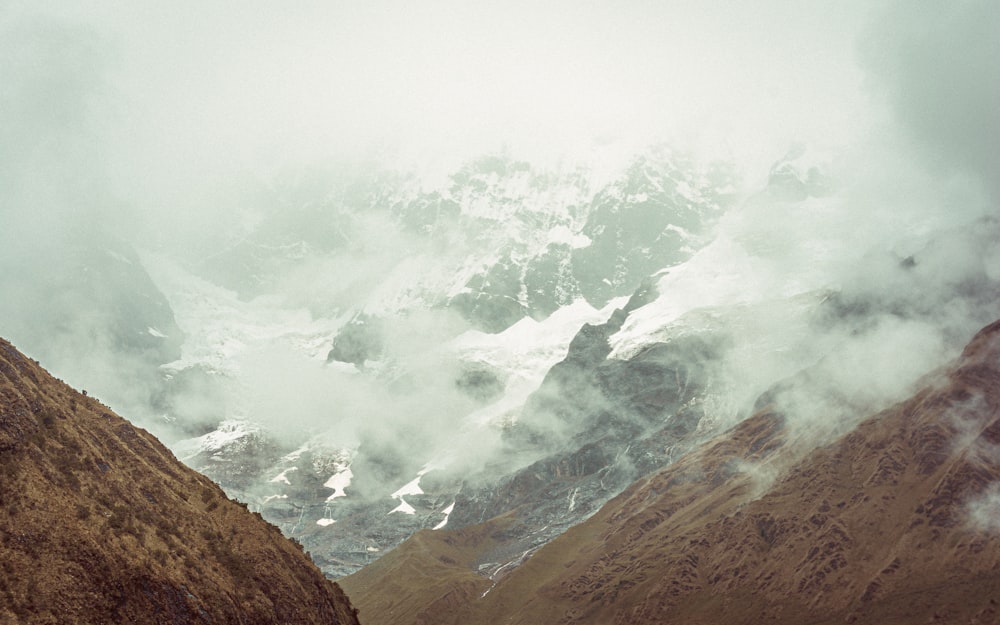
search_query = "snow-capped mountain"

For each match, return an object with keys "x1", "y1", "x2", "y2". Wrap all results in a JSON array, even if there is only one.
[
  {"x1": 143, "y1": 146, "x2": 737, "y2": 576},
  {"x1": 142, "y1": 140, "x2": 992, "y2": 582},
  {"x1": 194, "y1": 148, "x2": 732, "y2": 340}
]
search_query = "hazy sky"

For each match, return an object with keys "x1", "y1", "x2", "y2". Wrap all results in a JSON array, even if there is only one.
[{"x1": 1, "y1": 0, "x2": 882, "y2": 201}]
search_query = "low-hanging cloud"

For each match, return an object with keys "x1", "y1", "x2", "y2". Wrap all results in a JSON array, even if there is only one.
[
  {"x1": 968, "y1": 484, "x2": 1000, "y2": 533},
  {"x1": 860, "y1": 0, "x2": 1000, "y2": 200},
  {"x1": 748, "y1": 0, "x2": 999, "y2": 437}
]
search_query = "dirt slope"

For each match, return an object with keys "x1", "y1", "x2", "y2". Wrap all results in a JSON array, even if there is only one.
[{"x1": 0, "y1": 337, "x2": 361, "y2": 625}]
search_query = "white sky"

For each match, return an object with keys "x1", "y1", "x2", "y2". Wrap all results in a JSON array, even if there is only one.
[{"x1": 2, "y1": 0, "x2": 879, "y2": 189}]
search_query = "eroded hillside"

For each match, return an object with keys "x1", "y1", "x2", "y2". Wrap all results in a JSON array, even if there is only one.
[{"x1": 0, "y1": 338, "x2": 361, "y2": 625}]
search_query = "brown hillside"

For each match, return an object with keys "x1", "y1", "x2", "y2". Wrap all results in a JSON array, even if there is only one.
[
  {"x1": 0, "y1": 338, "x2": 361, "y2": 625},
  {"x1": 344, "y1": 319, "x2": 1000, "y2": 625}
]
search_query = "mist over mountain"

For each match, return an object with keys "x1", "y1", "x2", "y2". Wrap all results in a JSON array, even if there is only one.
[
  {"x1": 1, "y1": 0, "x2": 998, "y2": 621},
  {"x1": 343, "y1": 318, "x2": 1000, "y2": 625}
]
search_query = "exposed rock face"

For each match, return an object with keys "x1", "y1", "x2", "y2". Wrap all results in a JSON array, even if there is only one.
[
  {"x1": 342, "y1": 319, "x2": 1000, "y2": 625},
  {"x1": 263, "y1": 280, "x2": 722, "y2": 580},
  {"x1": 571, "y1": 150, "x2": 735, "y2": 307},
  {"x1": 327, "y1": 313, "x2": 385, "y2": 367},
  {"x1": 433, "y1": 150, "x2": 731, "y2": 332},
  {"x1": 440, "y1": 282, "x2": 723, "y2": 573},
  {"x1": 0, "y1": 338, "x2": 360, "y2": 625},
  {"x1": 179, "y1": 274, "x2": 725, "y2": 581},
  {"x1": 154, "y1": 148, "x2": 736, "y2": 578}
]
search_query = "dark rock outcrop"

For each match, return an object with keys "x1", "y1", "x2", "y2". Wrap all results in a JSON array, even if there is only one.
[{"x1": 328, "y1": 314, "x2": 385, "y2": 367}]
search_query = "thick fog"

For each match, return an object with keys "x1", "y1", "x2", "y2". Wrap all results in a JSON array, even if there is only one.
[
  {"x1": 1, "y1": 0, "x2": 998, "y2": 506},
  {"x1": 2, "y1": 1, "x2": 872, "y2": 210}
]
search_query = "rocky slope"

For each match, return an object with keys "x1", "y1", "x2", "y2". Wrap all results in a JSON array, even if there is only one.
[
  {"x1": 181, "y1": 277, "x2": 728, "y2": 580},
  {"x1": 439, "y1": 279, "x2": 723, "y2": 575},
  {"x1": 341, "y1": 318, "x2": 1000, "y2": 625},
  {"x1": 165, "y1": 147, "x2": 737, "y2": 578},
  {"x1": 0, "y1": 338, "x2": 361, "y2": 625}
]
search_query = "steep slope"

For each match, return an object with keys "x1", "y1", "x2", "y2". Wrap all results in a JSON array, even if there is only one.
[
  {"x1": 0, "y1": 338, "x2": 361, "y2": 625},
  {"x1": 343, "y1": 319, "x2": 1000, "y2": 625},
  {"x1": 216, "y1": 282, "x2": 721, "y2": 580},
  {"x1": 439, "y1": 280, "x2": 722, "y2": 575}
]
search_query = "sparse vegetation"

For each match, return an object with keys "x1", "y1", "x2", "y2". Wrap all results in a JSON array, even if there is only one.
[
  {"x1": 0, "y1": 337, "x2": 361, "y2": 625},
  {"x1": 152, "y1": 548, "x2": 168, "y2": 565}
]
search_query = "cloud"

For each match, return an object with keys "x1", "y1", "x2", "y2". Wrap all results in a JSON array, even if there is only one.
[
  {"x1": 0, "y1": 15, "x2": 106, "y2": 234},
  {"x1": 968, "y1": 483, "x2": 1000, "y2": 533},
  {"x1": 2, "y1": 0, "x2": 877, "y2": 198},
  {"x1": 221, "y1": 307, "x2": 496, "y2": 459},
  {"x1": 860, "y1": 0, "x2": 1000, "y2": 198}
]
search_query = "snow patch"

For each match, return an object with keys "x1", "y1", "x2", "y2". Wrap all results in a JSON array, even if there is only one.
[
  {"x1": 269, "y1": 467, "x2": 298, "y2": 485},
  {"x1": 388, "y1": 464, "x2": 442, "y2": 515},
  {"x1": 147, "y1": 326, "x2": 167, "y2": 338},
  {"x1": 390, "y1": 498, "x2": 416, "y2": 515},
  {"x1": 282, "y1": 444, "x2": 310, "y2": 462},
  {"x1": 433, "y1": 502, "x2": 456, "y2": 530},
  {"x1": 608, "y1": 192, "x2": 853, "y2": 362},
  {"x1": 674, "y1": 180, "x2": 699, "y2": 202},
  {"x1": 317, "y1": 518, "x2": 336, "y2": 527},
  {"x1": 324, "y1": 467, "x2": 354, "y2": 500},
  {"x1": 547, "y1": 225, "x2": 591, "y2": 249},
  {"x1": 391, "y1": 476, "x2": 425, "y2": 499},
  {"x1": 662, "y1": 223, "x2": 694, "y2": 240}
]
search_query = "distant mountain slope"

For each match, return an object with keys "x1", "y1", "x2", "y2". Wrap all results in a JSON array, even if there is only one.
[
  {"x1": 0, "y1": 231, "x2": 184, "y2": 424},
  {"x1": 166, "y1": 146, "x2": 737, "y2": 579},
  {"x1": 0, "y1": 338, "x2": 360, "y2": 625},
  {"x1": 342, "y1": 318, "x2": 1000, "y2": 625}
]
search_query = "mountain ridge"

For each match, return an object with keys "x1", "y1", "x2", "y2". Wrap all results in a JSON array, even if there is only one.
[
  {"x1": 0, "y1": 337, "x2": 361, "y2": 624},
  {"x1": 341, "y1": 317, "x2": 1000, "y2": 625}
]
